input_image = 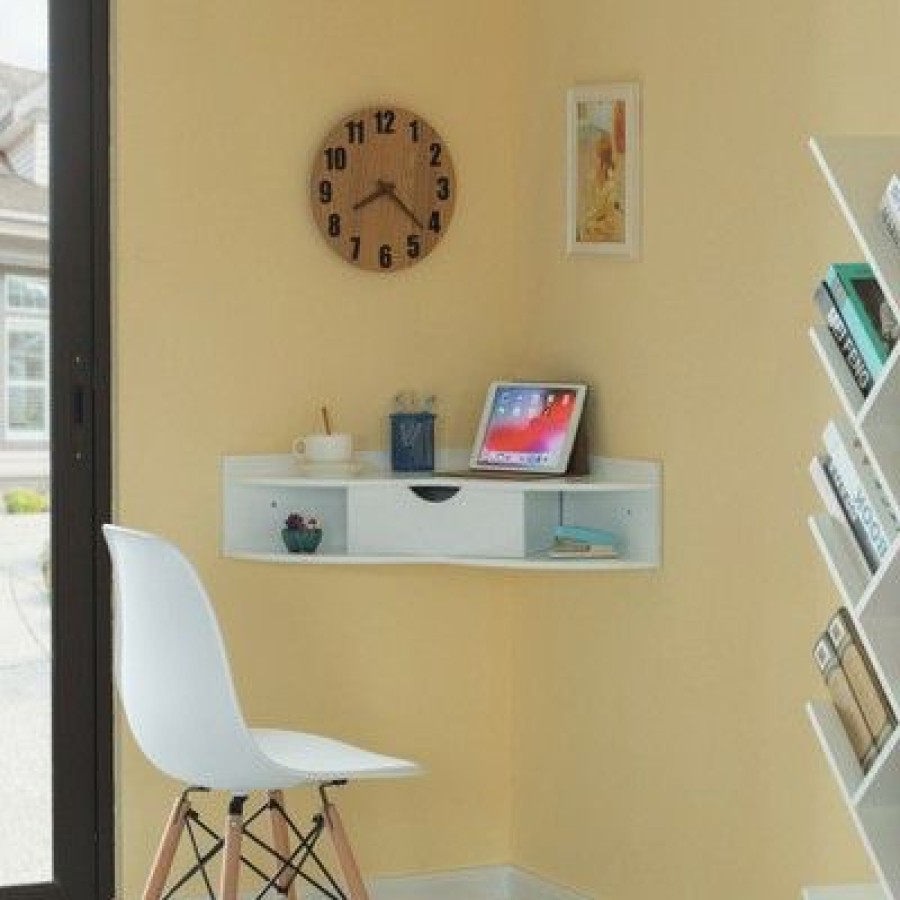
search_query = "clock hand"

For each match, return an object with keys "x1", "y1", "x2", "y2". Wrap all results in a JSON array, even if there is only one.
[
  {"x1": 352, "y1": 182, "x2": 390, "y2": 211},
  {"x1": 382, "y1": 185, "x2": 424, "y2": 230},
  {"x1": 352, "y1": 179, "x2": 423, "y2": 229}
]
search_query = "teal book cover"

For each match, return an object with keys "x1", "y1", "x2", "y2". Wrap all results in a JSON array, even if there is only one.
[{"x1": 827, "y1": 263, "x2": 896, "y2": 374}]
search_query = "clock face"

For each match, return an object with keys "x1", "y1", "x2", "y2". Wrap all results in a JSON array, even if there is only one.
[{"x1": 310, "y1": 106, "x2": 456, "y2": 272}]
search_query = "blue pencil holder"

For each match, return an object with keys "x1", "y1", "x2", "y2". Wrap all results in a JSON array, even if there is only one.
[{"x1": 390, "y1": 412, "x2": 435, "y2": 472}]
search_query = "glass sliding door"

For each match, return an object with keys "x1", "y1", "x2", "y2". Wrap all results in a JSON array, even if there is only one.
[
  {"x1": 0, "y1": 0, "x2": 110, "y2": 897},
  {"x1": 0, "y1": 3, "x2": 52, "y2": 884}
]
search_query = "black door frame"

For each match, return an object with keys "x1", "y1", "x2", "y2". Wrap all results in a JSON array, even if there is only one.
[{"x1": 1, "y1": 0, "x2": 113, "y2": 897}]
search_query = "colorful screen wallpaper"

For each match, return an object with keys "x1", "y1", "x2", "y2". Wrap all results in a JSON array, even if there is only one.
[{"x1": 476, "y1": 386, "x2": 579, "y2": 467}]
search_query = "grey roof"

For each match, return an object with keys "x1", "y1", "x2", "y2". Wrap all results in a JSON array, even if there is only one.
[
  {"x1": 0, "y1": 63, "x2": 46, "y2": 131},
  {"x1": 0, "y1": 64, "x2": 48, "y2": 216},
  {"x1": 0, "y1": 160, "x2": 47, "y2": 216},
  {"x1": 0, "y1": 63, "x2": 44, "y2": 103}
]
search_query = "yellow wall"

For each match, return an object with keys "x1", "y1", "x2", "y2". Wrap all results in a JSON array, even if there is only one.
[
  {"x1": 509, "y1": 1, "x2": 900, "y2": 898},
  {"x1": 113, "y1": 1, "x2": 900, "y2": 898},
  {"x1": 114, "y1": 1, "x2": 521, "y2": 895}
]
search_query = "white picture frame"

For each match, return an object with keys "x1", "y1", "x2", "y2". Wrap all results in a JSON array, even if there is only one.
[{"x1": 566, "y1": 82, "x2": 641, "y2": 258}]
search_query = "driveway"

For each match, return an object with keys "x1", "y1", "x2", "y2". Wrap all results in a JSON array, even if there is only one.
[{"x1": 0, "y1": 513, "x2": 50, "y2": 886}]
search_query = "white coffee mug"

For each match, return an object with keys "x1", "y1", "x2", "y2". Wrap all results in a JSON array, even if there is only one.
[{"x1": 292, "y1": 432, "x2": 353, "y2": 464}]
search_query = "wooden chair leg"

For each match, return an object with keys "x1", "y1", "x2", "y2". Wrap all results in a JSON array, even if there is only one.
[
  {"x1": 219, "y1": 796, "x2": 246, "y2": 900},
  {"x1": 143, "y1": 794, "x2": 191, "y2": 900},
  {"x1": 323, "y1": 797, "x2": 370, "y2": 900},
  {"x1": 268, "y1": 790, "x2": 298, "y2": 900}
]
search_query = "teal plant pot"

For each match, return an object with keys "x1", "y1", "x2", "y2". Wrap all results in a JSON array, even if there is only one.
[{"x1": 282, "y1": 528, "x2": 323, "y2": 554}]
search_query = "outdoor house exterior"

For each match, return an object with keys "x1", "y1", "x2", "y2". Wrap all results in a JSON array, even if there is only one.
[{"x1": 0, "y1": 62, "x2": 48, "y2": 490}]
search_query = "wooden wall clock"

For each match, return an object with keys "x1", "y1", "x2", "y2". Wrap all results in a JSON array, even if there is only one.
[{"x1": 310, "y1": 105, "x2": 456, "y2": 272}]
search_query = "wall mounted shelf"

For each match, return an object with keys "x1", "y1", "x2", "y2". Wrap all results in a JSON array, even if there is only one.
[{"x1": 221, "y1": 451, "x2": 661, "y2": 570}]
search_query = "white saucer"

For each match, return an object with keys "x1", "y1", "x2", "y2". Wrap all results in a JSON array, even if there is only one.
[{"x1": 295, "y1": 460, "x2": 365, "y2": 478}]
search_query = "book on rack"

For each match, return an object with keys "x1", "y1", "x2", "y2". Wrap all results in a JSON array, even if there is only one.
[
  {"x1": 821, "y1": 454, "x2": 880, "y2": 573},
  {"x1": 827, "y1": 608, "x2": 895, "y2": 755},
  {"x1": 549, "y1": 525, "x2": 619, "y2": 559},
  {"x1": 813, "y1": 280, "x2": 873, "y2": 399},
  {"x1": 826, "y1": 263, "x2": 898, "y2": 378},
  {"x1": 822, "y1": 417, "x2": 900, "y2": 571},
  {"x1": 809, "y1": 454, "x2": 873, "y2": 576},
  {"x1": 813, "y1": 631, "x2": 877, "y2": 771},
  {"x1": 881, "y1": 174, "x2": 900, "y2": 251}
]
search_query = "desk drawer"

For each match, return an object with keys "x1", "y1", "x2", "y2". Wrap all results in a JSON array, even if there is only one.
[{"x1": 348, "y1": 484, "x2": 535, "y2": 558}]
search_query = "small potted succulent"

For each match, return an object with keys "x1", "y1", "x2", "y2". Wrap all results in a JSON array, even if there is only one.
[{"x1": 281, "y1": 512, "x2": 323, "y2": 554}]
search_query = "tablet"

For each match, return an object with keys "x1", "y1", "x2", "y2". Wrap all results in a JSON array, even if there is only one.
[{"x1": 468, "y1": 382, "x2": 587, "y2": 475}]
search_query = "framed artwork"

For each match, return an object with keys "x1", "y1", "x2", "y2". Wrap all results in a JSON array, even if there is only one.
[{"x1": 566, "y1": 82, "x2": 640, "y2": 258}]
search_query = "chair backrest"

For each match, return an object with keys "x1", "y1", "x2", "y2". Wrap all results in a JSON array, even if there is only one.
[{"x1": 103, "y1": 525, "x2": 283, "y2": 790}]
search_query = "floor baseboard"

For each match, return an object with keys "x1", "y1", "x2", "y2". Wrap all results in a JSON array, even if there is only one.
[
  {"x1": 370, "y1": 865, "x2": 592, "y2": 900},
  {"x1": 234, "y1": 863, "x2": 592, "y2": 900}
]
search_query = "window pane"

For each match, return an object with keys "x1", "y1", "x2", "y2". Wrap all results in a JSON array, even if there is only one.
[
  {"x1": 6, "y1": 275, "x2": 50, "y2": 312},
  {"x1": 8, "y1": 384, "x2": 47, "y2": 433},
  {"x1": 8, "y1": 330, "x2": 47, "y2": 381}
]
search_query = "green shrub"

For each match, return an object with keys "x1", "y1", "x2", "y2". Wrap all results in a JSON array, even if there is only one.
[{"x1": 4, "y1": 488, "x2": 50, "y2": 514}]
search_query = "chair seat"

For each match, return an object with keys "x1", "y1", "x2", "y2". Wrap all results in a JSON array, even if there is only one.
[{"x1": 251, "y1": 728, "x2": 420, "y2": 782}]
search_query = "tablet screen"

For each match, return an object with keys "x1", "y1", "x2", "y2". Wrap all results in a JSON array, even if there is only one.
[{"x1": 471, "y1": 383, "x2": 585, "y2": 473}]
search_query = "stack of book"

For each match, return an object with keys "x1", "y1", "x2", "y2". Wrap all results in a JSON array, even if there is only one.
[
  {"x1": 813, "y1": 262, "x2": 898, "y2": 401},
  {"x1": 812, "y1": 416, "x2": 899, "y2": 575},
  {"x1": 813, "y1": 608, "x2": 896, "y2": 772},
  {"x1": 548, "y1": 524, "x2": 619, "y2": 559}
]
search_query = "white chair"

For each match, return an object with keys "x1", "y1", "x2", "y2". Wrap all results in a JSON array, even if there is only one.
[{"x1": 102, "y1": 525, "x2": 419, "y2": 900}]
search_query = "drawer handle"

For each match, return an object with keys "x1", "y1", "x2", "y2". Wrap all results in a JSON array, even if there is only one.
[{"x1": 408, "y1": 486, "x2": 461, "y2": 503}]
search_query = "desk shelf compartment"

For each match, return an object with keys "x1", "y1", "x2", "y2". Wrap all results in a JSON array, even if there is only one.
[{"x1": 221, "y1": 453, "x2": 661, "y2": 570}]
